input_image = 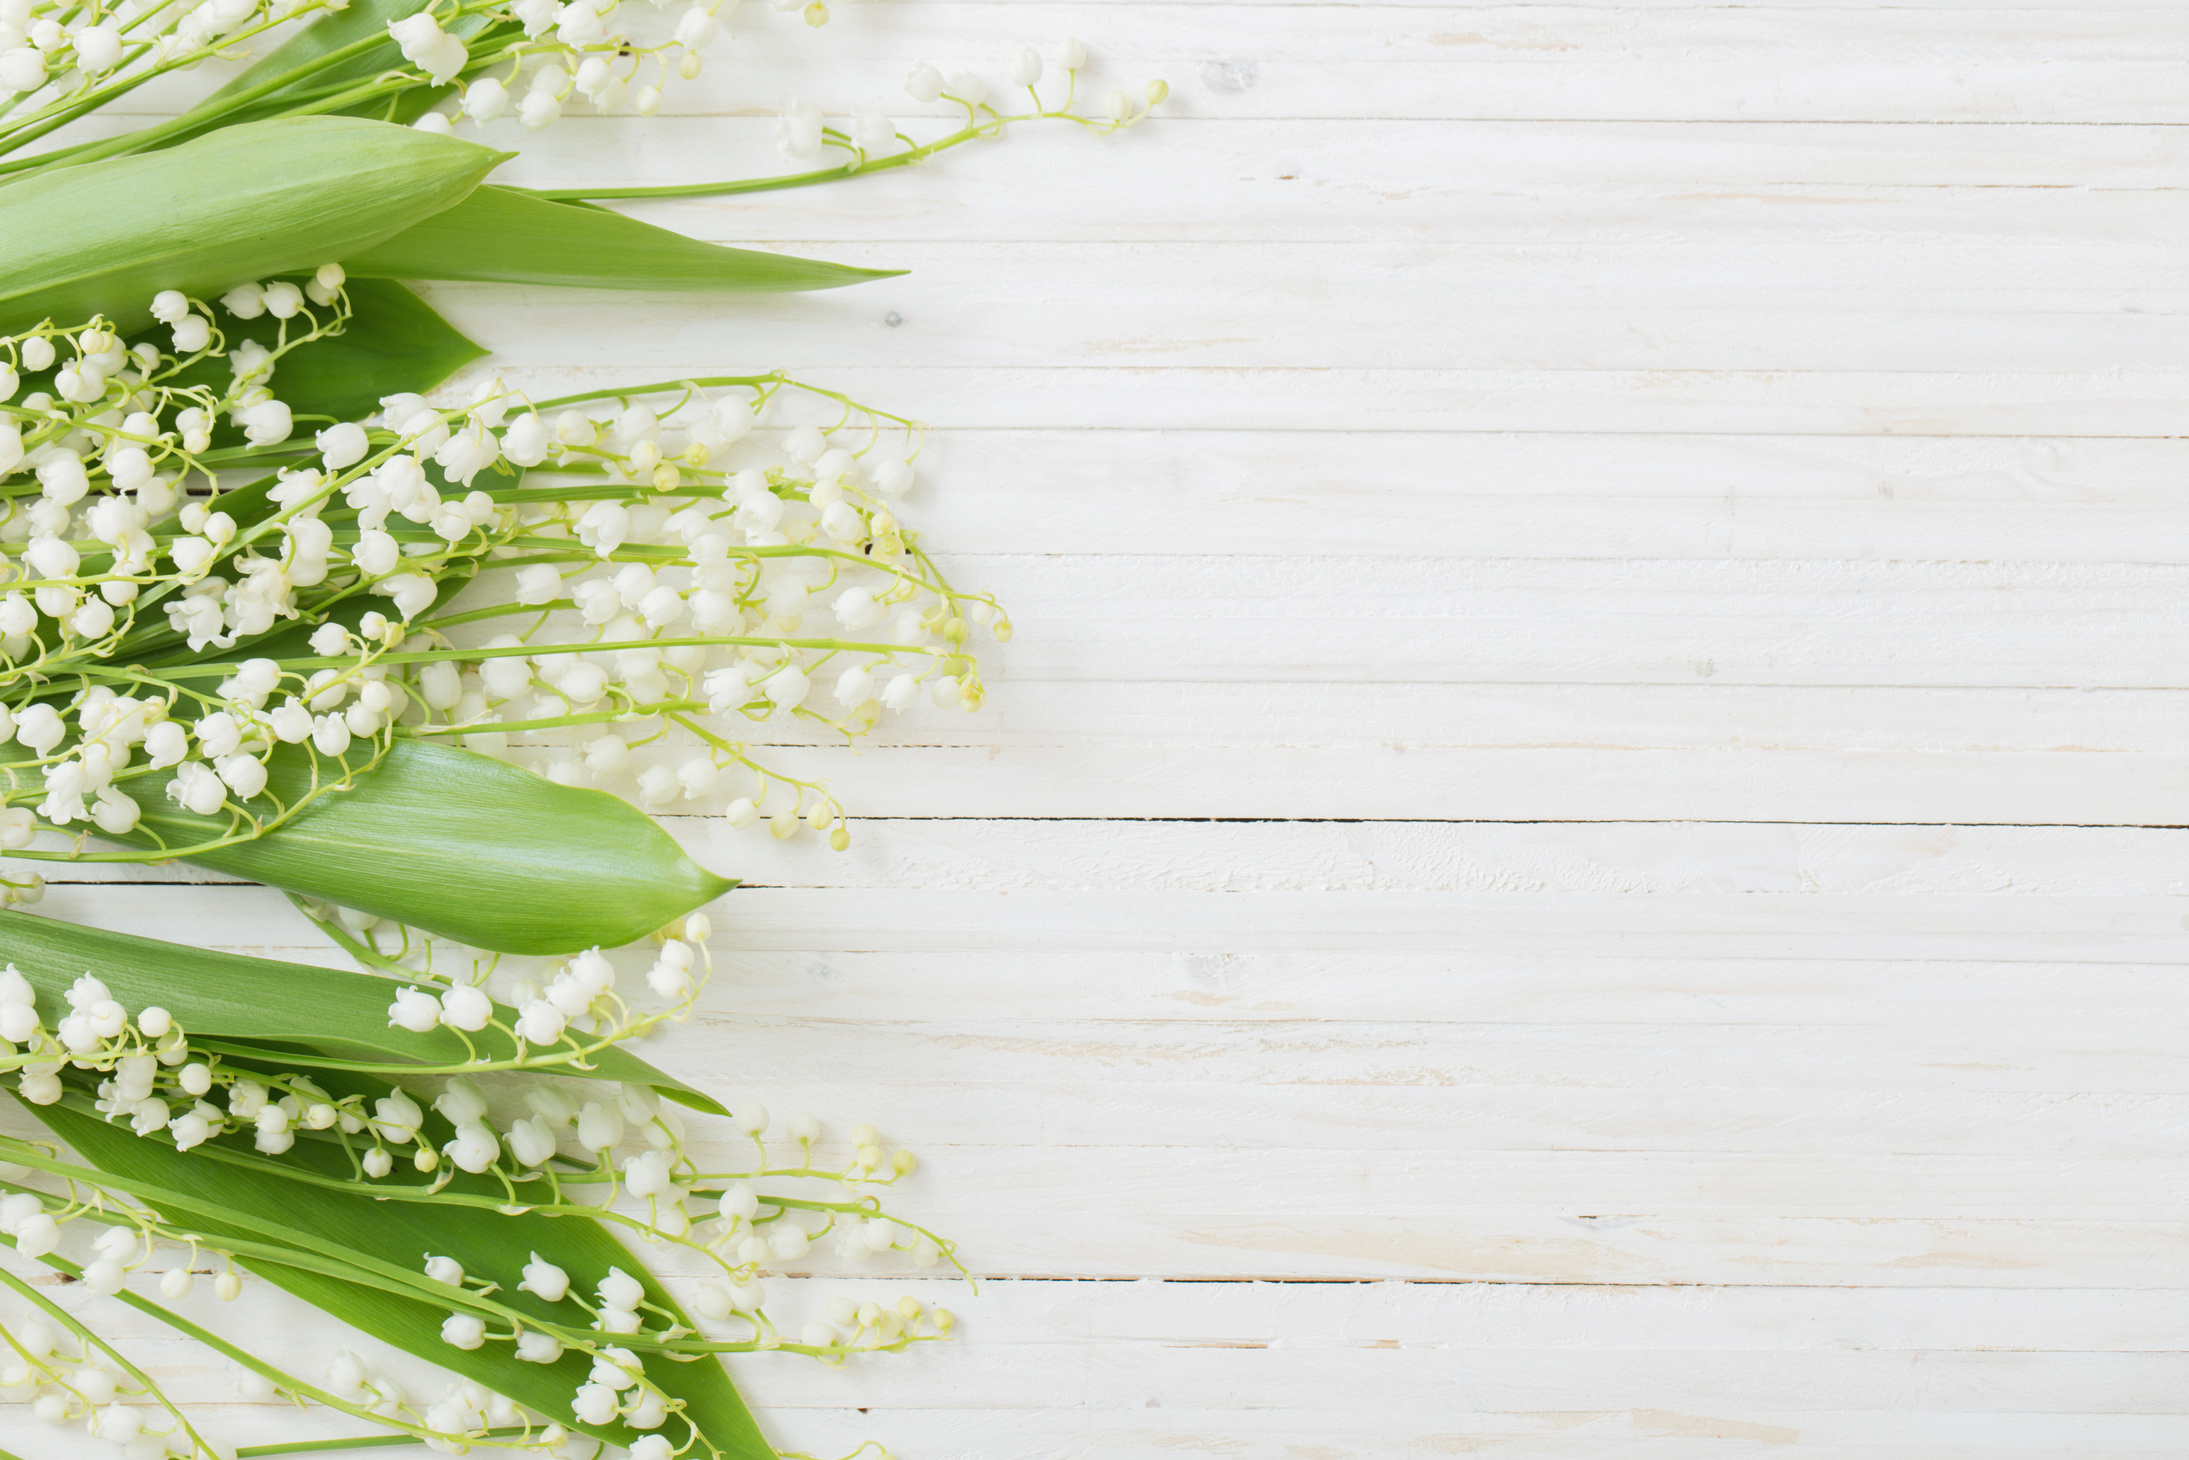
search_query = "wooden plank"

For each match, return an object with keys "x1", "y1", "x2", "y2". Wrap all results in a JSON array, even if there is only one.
[
  {"x1": 487, "y1": 119, "x2": 2189, "y2": 235},
  {"x1": 41, "y1": 820, "x2": 2189, "y2": 894},
  {"x1": 29, "y1": 1274, "x2": 2189, "y2": 1365},
  {"x1": 874, "y1": 431, "x2": 2189, "y2": 563},
  {"x1": 414, "y1": 241, "x2": 2189, "y2": 373},
  {"x1": 31, "y1": 882, "x2": 2189, "y2": 965},
  {"x1": 461, "y1": 553, "x2": 2189, "y2": 689},
  {"x1": 87, "y1": 6, "x2": 2189, "y2": 125},
  {"x1": 5, "y1": 1403, "x2": 2183, "y2": 1460},
  {"x1": 460, "y1": 364, "x2": 2189, "y2": 435},
  {"x1": 640, "y1": 5, "x2": 2189, "y2": 126},
  {"x1": 635, "y1": 1016, "x2": 2189, "y2": 1097},
  {"x1": 15, "y1": 1277, "x2": 2189, "y2": 1458},
  {"x1": 661, "y1": 820, "x2": 2189, "y2": 896},
  {"x1": 14, "y1": 632, "x2": 2189, "y2": 823}
]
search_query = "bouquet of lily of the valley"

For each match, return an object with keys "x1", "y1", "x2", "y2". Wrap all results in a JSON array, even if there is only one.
[
  {"x1": 0, "y1": 0, "x2": 1162, "y2": 1454},
  {"x1": 0, "y1": 912, "x2": 963, "y2": 1460}
]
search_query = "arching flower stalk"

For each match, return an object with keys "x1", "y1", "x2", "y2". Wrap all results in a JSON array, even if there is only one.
[
  {"x1": 741, "y1": 40, "x2": 1166, "y2": 190},
  {"x1": 0, "y1": 0, "x2": 833, "y2": 162},
  {"x1": 3, "y1": 0, "x2": 1165, "y2": 203}
]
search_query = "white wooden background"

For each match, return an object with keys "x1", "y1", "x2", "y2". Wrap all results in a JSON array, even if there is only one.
[{"x1": 10, "y1": 2, "x2": 2189, "y2": 1456}]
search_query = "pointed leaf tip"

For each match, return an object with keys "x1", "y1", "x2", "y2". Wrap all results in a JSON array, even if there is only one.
[
  {"x1": 104, "y1": 739, "x2": 732, "y2": 955},
  {"x1": 344, "y1": 186, "x2": 888, "y2": 294},
  {"x1": 0, "y1": 117, "x2": 499, "y2": 336}
]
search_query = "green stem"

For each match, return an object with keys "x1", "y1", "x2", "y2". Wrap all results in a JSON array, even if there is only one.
[
  {"x1": 0, "y1": 1238, "x2": 220, "y2": 1455},
  {"x1": 0, "y1": 1131, "x2": 522, "y2": 1321},
  {"x1": 238, "y1": 1430, "x2": 536, "y2": 1456},
  {"x1": 139, "y1": 633, "x2": 940, "y2": 676},
  {"x1": 285, "y1": 891, "x2": 417, "y2": 978},
  {"x1": 523, "y1": 118, "x2": 996, "y2": 201},
  {"x1": 99, "y1": 1268, "x2": 493, "y2": 1453},
  {"x1": 239, "y1": 1436, "x2": 462, "y2": 1457},
  {"x1": 527, "y1": 373, "x2": 779, "y2": 412},
  {"x1": 0, "y1": 8, "x2": 383, "y2": 165}
]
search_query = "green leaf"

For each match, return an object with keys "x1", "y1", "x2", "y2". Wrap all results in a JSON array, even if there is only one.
[
  {"x1": 0, "y1": 910, "x2": 726, "y2": 1113},
  {"x1": 35, "y1": 1102, "x2": 773, "y2": 1457},
  {"x1": 148, "y1": 278, "x2": 486, "y2": 428},
  {"x1": 104, "y1": 738, "x2": 736, "y2": 956},
  {"x1": 0, "y1": 117, "x2": 506, "y2": 336},
  {"x1": 344, "y1": 185, "x2": 898, "y2": 294}
]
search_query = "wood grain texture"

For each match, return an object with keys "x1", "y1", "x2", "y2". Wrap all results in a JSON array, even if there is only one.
[{"x1": 6, "y1": 0, "x2": 2187, "y2": 1455}]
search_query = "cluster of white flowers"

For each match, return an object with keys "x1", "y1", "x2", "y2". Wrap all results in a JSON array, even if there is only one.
[
  {"x1": 0, "y1": 938, "x2": 936, "y2": 1269},
  {"x1": 384, "y1": 917, "x2": 708, "y2": 1062},
  {"x1": 440, "y1": 1209, "x2": 952, "y2": 1438},
  {"x1": 0, "y1": 946, "x2": 960, "y2": 1457},
  {"x1": 432, "y1": 383, "x2": 999, "y2": 844},
  {"x1": 779, "y1": 37, "x2": 1166, "y2": 166},
  {"x1": 243, "y1": 1066, "x2": 954, "y2": 1446},
  {"x1": 394, "y1": 0, "x2": 826, "y2": 137},
  {"x1": 0, "y1": 279, "x2": 377, "y2": 843},
  {"x1": 0, "y1": 1309, "x2": 210, "y2": 1457},
  {"x1": 0, "y1": 961, "x2": 409, "y2": 1179},
  {"x1": 0, "y1": 943, "x2": 707, "y2": 1204},
  {"x1": 0, "y1": 282, "x2": 1000, "y2": 868},
  {"x1": 320, "y1": 1350, "x2": 551, "y2": 1458},
  {"x1": 0, "y1": 0, "x2": 338, "y2": 119},
  {"x1": 0, "y1": 943, "x2": 956, "y2": 1460},
  {"x1": 0, "y1": 1192, "x2": 235, "y2": 1307},
  {"x1": 0, "y1": 962, "x2": 178, "y2": 1099},
  {"x1": 308, "y1": 1081, "x2": 957, "y2": 1453}
]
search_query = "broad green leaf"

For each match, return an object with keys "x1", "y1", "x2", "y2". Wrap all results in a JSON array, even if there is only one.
[
  {"x1": 345, "y1": 185, "x2": 897, "y2": 293},
  {"x1": 0, "y1": 117, "x2": 504, "y2": 337},
  {"x1": 148, "y1": 278, "x2": 486, "y2": 428},
  {"x1": 105, "y1": 738, "x2": 736, "y2": 956},
  {"x1": 0, "y1": 911, "x2": 727, "y2": 1113},
  {"x1": 38, "y1": 1102, "x2": 773, "y2": 1457}
]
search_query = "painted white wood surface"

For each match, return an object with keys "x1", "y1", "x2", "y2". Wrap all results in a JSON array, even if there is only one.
[{"x1": 9, "y1": 3, "x2": 2189, "y2": 1457}]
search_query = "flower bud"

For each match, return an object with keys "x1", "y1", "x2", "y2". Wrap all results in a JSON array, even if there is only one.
[
  {"x1": 435, "y1": 1076, "x2": 488, "y2": 1126},
  {"x1": 316, "y1": 421, "x2": 369, "y2": 470},
  {"x1": 519, "y1": 1252, "x2": 570, "y2": 1303},
  {"x1": 675, "y1": 4, "x2": 717, "y2": 47},
  {"x1": 12, "y1": 1213, "x2": 58, "y2": 1256},
  {"x1": 519, "y1": 89, "x2": 560, "y2": 130},
  {"x1": 622, "y1": 1149, "x2": 672, "y2": 1197},
  {"x1": 387, "y1": 987, "x2": 442, "y2": 1033},
  {"x1": 462, "y1": 75, "x2": 509, "y2": 121},
  {"x1": 439, "y1": 983, "x2": 492, "y2": 1031},
  {"x1": 508, "y1": 1114, "x2": 557, "y2": 1168},
  {"x1": 516, "y1": 1330, "x2": 563, "y2": 1363},
  {"x1": 575, "y1": 1100, "x2": 625, "y2": 1151},
  {"x1": 440, "y1": 1314, "x2": 486, "y2": 1350},
  {"x1": 442, "y1": 1120, "x2": 499, "y2": 1173}
]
